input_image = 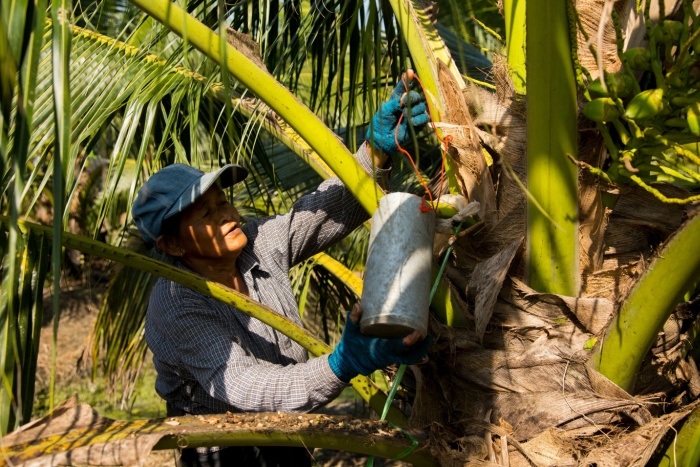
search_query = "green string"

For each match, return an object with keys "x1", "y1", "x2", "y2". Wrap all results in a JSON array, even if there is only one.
[
  {"x1": 381, "y1": 364, "x2": 408, "y2": 421},
  {"x1": 387, "y1": 421, "x2": 420, "y2": 459},
  {"x1": 366, "y1": 221, "x2": 465, "y2": 466}
]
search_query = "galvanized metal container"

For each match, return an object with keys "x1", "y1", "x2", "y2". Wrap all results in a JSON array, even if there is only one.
[{"x1": 360, "y1": 192, "x2": 435, "y2": 338}]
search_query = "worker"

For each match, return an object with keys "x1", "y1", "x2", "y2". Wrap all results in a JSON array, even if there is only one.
[{"x1": 131, "y1": 70, "x2": 432, "y2": 467}]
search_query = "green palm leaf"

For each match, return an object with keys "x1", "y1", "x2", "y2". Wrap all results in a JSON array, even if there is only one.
[{"x1": 0, "y1": 0, "x2": 49, "y2": 435}]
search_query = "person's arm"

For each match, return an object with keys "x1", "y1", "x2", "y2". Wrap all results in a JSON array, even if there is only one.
[
  {"x1": 165, "y1": 289, "x2": 429, "y2": 412},
  {"x1": 255, "y1": 70, "x2": 430, "y2": 268},
  {"x1": 170, "y1": 292, "x2": 345, "y2": 413},
  {"x1": 278, "y1": 142, "x2": 389, "y2": 267}
]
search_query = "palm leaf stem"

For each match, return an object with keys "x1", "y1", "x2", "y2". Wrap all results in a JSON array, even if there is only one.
[
  {"x1": 2, "y1": 411, "x2": 435, "y2": 466},
  {"x1": 657, "y1": 405, "x2": 700, "y2": 467},
  {"x1": 502, "y1": 0, "x2": 526, "y2": 94},
  {"x1": 1, "y1": 215, "x2": 407, "y2": 425},
  {"x1": 17, "y1": 230, "x2": 50, "y2": 428},
  {"x1": 49, "y1": 0, "x2": 72, "y2": 414},
  {"x1": 590, "y1": 209, "x2": 700, "y2": 392},
  {"x1": 130, "y1": 0, "x2": 384, "y2": 214},
  {"x1": 525, "y1": 0, "x2": 579, "y2": 295},
  {"x1": 310, "y1": 252, "x2": 363, "y2": 298},
  {"x1": 386, "y1": 0, "x2": 460, "y2": 193}
]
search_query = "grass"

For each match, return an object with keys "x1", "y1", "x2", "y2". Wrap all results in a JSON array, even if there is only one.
[
  {"x1": 33, "y1": 361, "x2": 167, "y2": 421},
  {"x1": 32, "y1": 359, "x2": 387, "y2": 422}
]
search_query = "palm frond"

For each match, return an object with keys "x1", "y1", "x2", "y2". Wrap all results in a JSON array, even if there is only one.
[
  {"x1": 73, "y1": 0, "x2": 143, "y2": 38},
  {"x1": 89, "y1": 247, "x2": 154, "y2": 408},
  {"x1": 0, "y1": 225, "x2": 51, "y2": 433},
  {"x1": 0, "y1": 0, "x2": 49, "y2": 435}
]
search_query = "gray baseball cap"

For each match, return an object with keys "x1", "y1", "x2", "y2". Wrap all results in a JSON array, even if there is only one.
[{"x1": 132, "y1": 163, "x2": 248, "y2": 245}]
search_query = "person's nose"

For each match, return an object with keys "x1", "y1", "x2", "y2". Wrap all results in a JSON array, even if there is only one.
[{"x1": 220, "y1": 203, "x2": 239, "y2": 224}]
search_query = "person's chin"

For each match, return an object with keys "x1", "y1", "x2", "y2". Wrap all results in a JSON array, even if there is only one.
[{"x1": 225, "y1": 230, "x2": 248, "y2": 250}]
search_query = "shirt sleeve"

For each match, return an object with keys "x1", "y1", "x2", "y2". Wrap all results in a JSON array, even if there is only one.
[
  {"x1": 169, "y1": 291, "x2": 347, "y2": 413},
  {"x1": 255, "y1": 142, "x2": 391, "y2": 269}
]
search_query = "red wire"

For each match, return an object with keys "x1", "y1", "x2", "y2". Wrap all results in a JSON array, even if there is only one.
[{"x1": 394, "y1": 74, "x2": 452, "y2": 213}]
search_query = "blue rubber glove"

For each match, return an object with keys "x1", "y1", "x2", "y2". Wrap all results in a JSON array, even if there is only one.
[
  {"x1": 328, "y1": 305, "x2": 432, "y2": 382},
  {"x1": 366, "y1": 70, "x2": 431, "y2": 156}
]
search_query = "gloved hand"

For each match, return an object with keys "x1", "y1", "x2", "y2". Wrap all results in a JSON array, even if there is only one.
[
  {"x1": 328, "y1": 303, "x2": 432, "y2": 382},
  {"x1": 366, "y1": 69, "x2": 431, "y2": 156}
]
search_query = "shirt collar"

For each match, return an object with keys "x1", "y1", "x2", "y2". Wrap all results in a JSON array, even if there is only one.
[{"x1": 237, "y1": 243, "x2": 262, "y2": 277}]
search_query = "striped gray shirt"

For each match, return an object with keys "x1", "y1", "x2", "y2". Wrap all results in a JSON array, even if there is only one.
[{"x1": 145, "y1": 143, "x2": 388, "y2": 415}]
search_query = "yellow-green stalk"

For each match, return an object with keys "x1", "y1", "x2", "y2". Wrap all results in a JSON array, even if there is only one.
[
  {"x1": 49, "y1": 0, "x2": 72, "y2": 414},
  {"x1": 3, "y1": 412, "x2": 436, "y2": 466},
  {"x1": 312, "y1": 253, "x2": 364, "y2": 297},
  {"x1": 503, "y1": 0, "x2": 527, "y2": 94},
  {"x1": 657, "y1": 405, "x2": 700, "y2": 467},
  {"x1": 658, "y1": 407, "x2": 700, "y2": 467},
  {"x1": 525, "y1": 0, "x2": 579, "y2": 295},
  {"x1": 130, "y1": 0, "x2": 383, "y2": 214},
  {"x1": 386, "y1": 0, "x2": 460, "y2": 192},
  {"x1": 590, "y1": 210, "x2": 700, "y2": 392}
]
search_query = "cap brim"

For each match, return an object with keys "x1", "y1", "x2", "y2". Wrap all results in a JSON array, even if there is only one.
[
  {"x1": 164, "y1": 164, "x2": 248, "y2": 219},
  {"x1": 209, "y1": 164, "x2": 248, "y2": 190}
]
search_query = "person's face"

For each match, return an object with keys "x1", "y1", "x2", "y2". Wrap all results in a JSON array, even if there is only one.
[{"x1": 171, "y1": 185, "x2": 248, "y2": 262}]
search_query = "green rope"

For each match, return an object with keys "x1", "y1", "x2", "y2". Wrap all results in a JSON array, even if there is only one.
[
  {"x1": 381, "y1": 364, "x2": 408, "y2": 421},
  {"x1": 387, "y1": 421, "x2": 420, "y2": 459}
]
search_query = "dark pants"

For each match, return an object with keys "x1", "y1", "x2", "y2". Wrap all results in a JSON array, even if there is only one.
[
  {"x1": 177, "y1": 445, "x2": 312, "y2": 467},
  {"x1": 168, "y1": 404, "x2": 311, "y2": 467}
]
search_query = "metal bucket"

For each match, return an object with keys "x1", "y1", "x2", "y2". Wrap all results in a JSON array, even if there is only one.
[{"x1": 360, "y1": 192, "x2": 435, "y2": 338}]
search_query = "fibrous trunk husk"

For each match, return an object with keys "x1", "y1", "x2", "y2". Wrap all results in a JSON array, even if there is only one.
[
  {"x1": 437, "y1": 61, "x2": 498, "y2": 229},
  {"x1": 416, "y1": 6, "x2": 698, "y2": 461},
  {"x1": 413, "y1": 275, "x2": 699, "y2": 465}
]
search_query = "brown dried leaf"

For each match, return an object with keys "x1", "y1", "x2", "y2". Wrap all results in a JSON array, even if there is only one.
[
  {"x1": 470, "y1": 238, "x2": 522, "y2": 341},
  {"x1": 437, "y1": 61, "x2": 497, "y2": 226},
  {"x1": 583, "y1": 399, "x2": 700, "y2": 466}
]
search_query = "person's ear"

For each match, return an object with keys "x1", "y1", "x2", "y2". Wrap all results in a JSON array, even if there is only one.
[{"x1": 156, "y1": 235, "x2": 184, "y2": 257}]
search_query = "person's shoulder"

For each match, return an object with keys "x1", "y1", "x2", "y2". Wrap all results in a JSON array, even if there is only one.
[
  {"x1": 241, "y1": 216, "x2": 260, "y2": 238},
  {"x1": 242, "y1": 214, "x2": 285, "y2": 246},
  {"x1": 150, "y1": 277, "x2": 205, "y2": 305},
  {"x1": 148, "y1": 279, "x2": 228, "y2": 327}
]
